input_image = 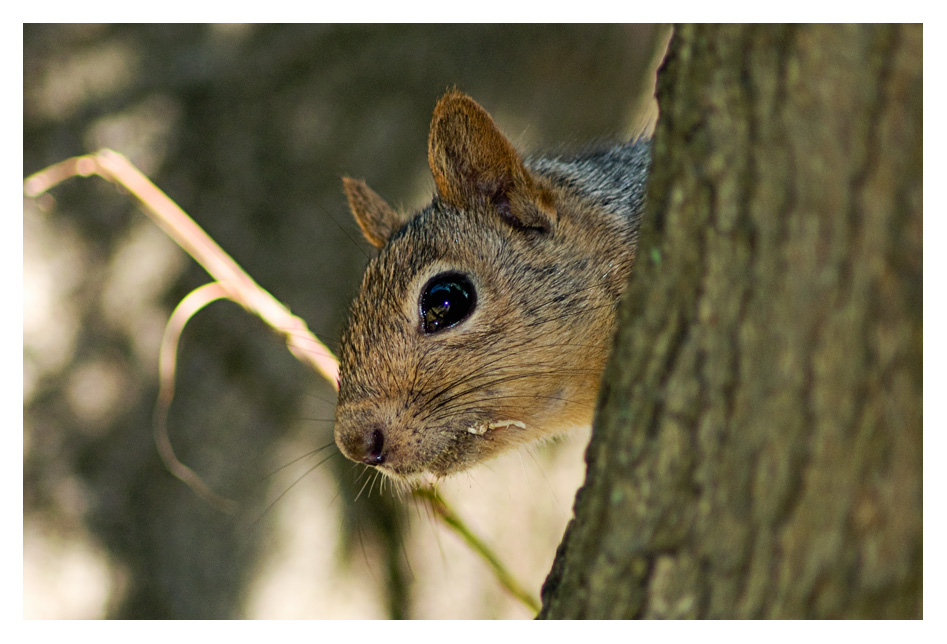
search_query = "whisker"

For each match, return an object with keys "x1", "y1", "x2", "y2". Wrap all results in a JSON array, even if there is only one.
[
  {"x1": 368, "y1": 469, "x2": 382, "y2": 499},
  {"x1": 413, "y1": 357, "x2": 501, "y2": 409},
  {"x1": 426, "y1": 367, "x2": 586, "y2": 414},
  {"x1": 354, "y1": 469, "x2": 374, "y2": 502},
  {"x1": 275, "y1": 331, "x2": 341, "y2": 357},
  {"x1": 409, "y1": 317, "x2": 606, "y2": 409},
  {"x1": 351, "y1": 461, "x2": 372, "y2": 484},
  {"x1": 529, "y1": 280, "x2": 604, "y2": 310},
  {"x1": 261, "y1": 441, "x2": 337, "y2": 480},
  {"x1": 251, "y1": 450, "x2": 340, "y2": 527},
  {"x1": 431, "y1": 391, "x2": 587, "y2": 416},
  {"x1": 524, "y1": 304, "x2": 617, "y2": 329},
  {"x1": 314, "y1": 198, "x2": 371, "y2": 261},
  {"x1": 399, "y1": 526, "x2": 415, "y2": 582},
  {"x1": 301, "y1": 392, "x2": 339, "y2": 406},
  {"x1": 356, "y1": 519, "x2": 380, "y2": 586}
]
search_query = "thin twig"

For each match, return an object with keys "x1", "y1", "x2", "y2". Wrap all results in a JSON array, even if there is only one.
[
  {"x1": 24, "y1": 149, "x2": 340, "y2": 388},
  {"x1": 414, "y1": 486, "x2": 541, "y2": 614},
  {"x1": 153, "y1": 282, "x2": 239, "y2": 514}
]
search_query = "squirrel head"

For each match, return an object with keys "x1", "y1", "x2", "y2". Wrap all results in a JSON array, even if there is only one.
[{"x1": 334, "y1": 90, "x2": 635, "y2": 480}]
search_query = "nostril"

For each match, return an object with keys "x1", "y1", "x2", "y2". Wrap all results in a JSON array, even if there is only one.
[{"x1": 363, "y1": 427, "x2": 386, "y2": 465}]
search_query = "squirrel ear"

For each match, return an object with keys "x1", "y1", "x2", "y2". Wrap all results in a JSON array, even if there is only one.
[
  {"x1": 343, "y1": 177, "x2": 403, "y2": 248},
  {"x1": 427, "y1": 90, "x2": 556, "y2": 231}
]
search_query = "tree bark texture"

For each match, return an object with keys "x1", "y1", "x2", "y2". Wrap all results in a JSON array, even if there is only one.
[{"x1": 539, "y1": 24, "x2": 921, "y2": 619}]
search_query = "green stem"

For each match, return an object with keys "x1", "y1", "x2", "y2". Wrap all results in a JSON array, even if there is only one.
[{"x1": 414, "y1": 486, "x2": 541, "y2": 615}]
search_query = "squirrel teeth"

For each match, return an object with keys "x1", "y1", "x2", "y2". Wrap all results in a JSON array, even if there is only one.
[{"x1": 466, "y1": 420, "x2": 526, "y2": 435}]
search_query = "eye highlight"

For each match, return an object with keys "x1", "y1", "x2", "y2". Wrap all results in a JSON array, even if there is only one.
[{"x1": 419, "y1": 272, "x2": 476, "y2": 334}]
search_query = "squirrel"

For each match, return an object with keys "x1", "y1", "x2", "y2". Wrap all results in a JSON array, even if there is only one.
[{"x1": 334, "y1": 90, "x2": 650, "y2": 481}]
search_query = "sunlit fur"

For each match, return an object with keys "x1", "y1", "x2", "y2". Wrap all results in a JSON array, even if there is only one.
[{"x1": 335, "y1": 91, "x2": 650, "y2": 479}]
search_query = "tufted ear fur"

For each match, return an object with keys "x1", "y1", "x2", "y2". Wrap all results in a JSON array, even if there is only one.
[
  {"x1": 427, "y1": 90, "x2": 556, "y2": 232},
  {"x1": 343, "y1": 177, "x2": 404, "y2": 248}
]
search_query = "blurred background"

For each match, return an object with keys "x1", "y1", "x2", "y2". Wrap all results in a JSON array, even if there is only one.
[{"x1": 23, "y1": 24, "x2": 665, "y2": 619}]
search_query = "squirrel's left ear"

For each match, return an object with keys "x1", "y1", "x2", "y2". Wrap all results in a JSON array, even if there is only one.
[
  {"x1": 428, "y1": 90, "x2": 556, "y2": 232},
  {"x1": 343, "y1": 177, "x2": 404, "y2": 248}
]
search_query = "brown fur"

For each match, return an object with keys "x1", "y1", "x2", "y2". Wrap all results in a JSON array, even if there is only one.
[
  {"x1": 342, "y1": 177, "x2": 402, "y2": 249},
  {"x1": 334, "y1": 90, "x2": 649, "y2": 480}
]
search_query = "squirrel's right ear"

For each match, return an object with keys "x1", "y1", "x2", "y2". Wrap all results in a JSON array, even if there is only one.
[{"x1": 343, "y1": 177, "x2": 403, "y2": 248}]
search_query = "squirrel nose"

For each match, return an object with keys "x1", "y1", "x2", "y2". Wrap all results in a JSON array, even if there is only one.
[
  {"x1": 336, "y1": 418, "x2": 390, "y2": 466},
  {"x1": 358, "y1": 427, "x2": 387, "y2": 466}
]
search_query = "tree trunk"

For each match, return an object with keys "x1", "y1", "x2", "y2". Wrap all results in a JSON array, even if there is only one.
[{"x1": 539, "y1": 24, "x2": 922, "y2": 619}]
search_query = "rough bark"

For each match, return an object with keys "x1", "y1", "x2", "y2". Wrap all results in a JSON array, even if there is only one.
[{"x1": 539, "y1": 24, "x2": 922, "y2": 619}]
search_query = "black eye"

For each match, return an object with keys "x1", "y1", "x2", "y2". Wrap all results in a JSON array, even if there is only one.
[{"x1": 419, "y1": 272, "x2": 476, "y2": 334}]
